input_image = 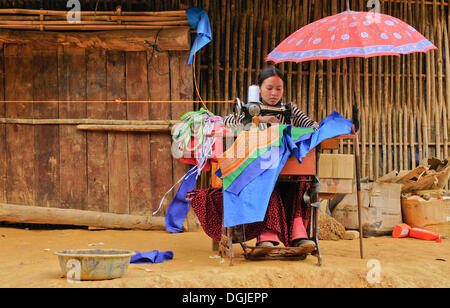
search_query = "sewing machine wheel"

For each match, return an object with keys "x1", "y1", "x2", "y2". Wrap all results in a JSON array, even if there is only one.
[{"x1": 247, "y1": 103, "x2": 261, "y2": 117}]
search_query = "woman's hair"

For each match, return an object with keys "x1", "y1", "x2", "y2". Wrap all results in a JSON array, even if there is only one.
[{"x1": 257, "y1": 65, "x2": 286, "y2": 86}]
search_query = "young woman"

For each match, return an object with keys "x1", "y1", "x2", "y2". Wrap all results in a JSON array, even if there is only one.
[
  {"x1": 188, "y1": 65, "x2": 318, "y2": 251},
  {"x1": 224, "y1": 65, "x2": 319, "y2": 131}
]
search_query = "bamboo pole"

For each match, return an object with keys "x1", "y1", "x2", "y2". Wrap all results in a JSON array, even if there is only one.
[
  {"x1": 444, "y1": 15, "x2": 450, "y2": 124},
  {"x1": 444, "y1": 10, "x2": 450, "y2": 159},
  {"x1": 224, "y1": 2, "x2": 231, "y2": 102},
  {"x1": 336, "y1": 59, "x2": 341, "y2": 115},
  {"x1": 436, "y1": 19, "x2": 444, "y2": 159},
  {"x1": 231, "y1": 12, "x2": 238, "y2": 100},
  {"x1": 0, "y1": 15, "x2": 188, "y2": 22},
  {"x1": 247, "y1": 3, "x2": 254, "y2": 91},
  {"x1": 375, "y1": 101, "x2": 381, "y2": 179},
  {"x1": 213, "y1": 2, "x2": 221, "y2": 113},
  {"x1": 377, "y1": 57, "x2": 386, "y2": 176},
  {"x1": 363, "y1": 59, "x2": 369, "y2": 179},
  {"x1": 309, "y1": 61, "x2": 317, "y2": 121},
  {"x1": 0, "y1": 9, "x2": 187, "y2": 17},
  {"x1": 238, "y1": 13, "x2": 247, "y2": 100},
  {"x1": 410, "y1": 106, "x2": 416, "y2": 169},
  {"x1": 207, "y1": 16, "x2": 214, "y2": 106},
  {"x1": 387, "y1": 103, "x2": 393, "y2": 171},
  {"x1": 317, "y1": 60, "x2": 324, "y2": 120},
  {"x1": 255, "y1": 17, "x2": 262, "y2": 83},
  {"x1": 327, "y1": 60, "x2": 333, "y2": 117},
  {"x1": 429, "y1": 21, "x2": 437, "y2": 158},
  {"x1": 296, "y1": 62, "x2": 303, "y2": 109},
  {"x1": 347, "y1": 59, "x2": 353, "y2": 154},
  {"x1": 0, "y1": 23, "x2": 190, "y2": 31},
  {"x1": 342, "y1": 59, "x2": 348, "y2": 153},
  {"x1": 404, "y1": 105, "x2": 409, "y2": 170}
]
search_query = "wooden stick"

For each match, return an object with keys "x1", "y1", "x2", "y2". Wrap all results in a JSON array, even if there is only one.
[
  {"x1": 0, "y1": 202, "x2": 166, "y2": 230},
  {"x1": 0, "y1": 118, "x2": 179, "y2": 125},
  {"x1": 0, "y1": 28, "x2": 190, "y2": 51},
  {"x1": 76, "y1": 124, "x2": 171, "y2": 132}
]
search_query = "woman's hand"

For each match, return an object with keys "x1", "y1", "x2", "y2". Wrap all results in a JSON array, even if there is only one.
[{"x1": 258, "y1": 115, "x2": 281, "y2": 124}]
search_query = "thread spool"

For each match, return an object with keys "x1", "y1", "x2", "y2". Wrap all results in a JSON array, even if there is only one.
[{"x1": 248, "y1": 85, "x2": 260, "y2": 103}]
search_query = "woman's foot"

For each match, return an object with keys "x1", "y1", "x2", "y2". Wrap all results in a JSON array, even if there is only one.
[
  {"x1": 291, "y1": 238, "x2": 316, "y2": 252},
  {"x1": 256, "y1": 241, "x2": 275, "y2": 248}
]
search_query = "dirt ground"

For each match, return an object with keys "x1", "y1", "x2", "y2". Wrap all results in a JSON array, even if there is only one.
[{"x1": 0, "y1": 224, "x2": 449, "y2": 288}]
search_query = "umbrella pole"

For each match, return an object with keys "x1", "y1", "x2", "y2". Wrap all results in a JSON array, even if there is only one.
[
  {"x1": 352, "y1": 125, "x2": 364, "y2": 259},
  {"x1": 350, "y1": 58, "x2": 364, "y2": 259}
]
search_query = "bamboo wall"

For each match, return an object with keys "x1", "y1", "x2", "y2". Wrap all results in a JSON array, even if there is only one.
[{"x1": 191, "y1": 0, "x2": 449, "y2": 182}]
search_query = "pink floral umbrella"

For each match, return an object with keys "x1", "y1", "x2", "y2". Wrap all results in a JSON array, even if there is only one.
[
  {"x1": 266, "y1": 10, "x2": 437, "y2": 63},
  {"x1": 266, "y1": 9, "x2": 436, "y2": 260}
]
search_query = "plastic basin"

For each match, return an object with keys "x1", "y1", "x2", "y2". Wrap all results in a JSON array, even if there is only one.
[{"x1": 54, "y1": 249, "x2": 135, "y2": 281}]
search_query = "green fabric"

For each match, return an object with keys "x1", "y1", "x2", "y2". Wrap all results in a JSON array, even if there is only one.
[
  {"x1": 222, "y1": 125, "x2": 286, "y2": 191},
  {"x1": 291, "y1": 127, "x2": 315, "y2": 140}
]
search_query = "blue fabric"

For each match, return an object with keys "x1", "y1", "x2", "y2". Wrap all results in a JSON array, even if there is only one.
[
  {"x1": 130, "y1": 250, "x2": 174, "y2": 264},
  {"x1": 222, "y1": 111, "x2": 353, "y2": 227},
  {"x1": 309, "y1": 111, "x2": 352, "y2": 150},
  {"x1": 165, "y1": 167, "x2": 199, "y2": 233},
  {"x1": 224, "y1": 126, "x2": 314, "y2": 196},
  {"x1": 186, "y1": 7, "x2": 212, "y2": 65},
  {"x1": 223, "y1": 140, "x2": 291, "y2": 227},
  {"x1": 225, "y1": 145, "x2": 282, "y2": 195}
]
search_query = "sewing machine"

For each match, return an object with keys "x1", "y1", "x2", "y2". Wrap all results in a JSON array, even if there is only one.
[
  {"x1": 203, "y1": 98, "x2": 362, "y2": 265},
  {"x1": 234, "y1": 98, "x2": 292, "y2": 128}
]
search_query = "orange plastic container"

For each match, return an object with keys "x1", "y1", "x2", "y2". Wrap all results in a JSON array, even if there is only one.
[
  {"x1": 392, "y1": 223, "x2": 411, "y2": 238},
  {"x1": 409, "y1": 227, "x2": 442, "y2": 243}
]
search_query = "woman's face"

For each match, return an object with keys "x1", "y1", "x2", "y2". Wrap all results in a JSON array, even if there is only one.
[{"x1": 259, "y1": 76, "x2": 284, "y2": 105}]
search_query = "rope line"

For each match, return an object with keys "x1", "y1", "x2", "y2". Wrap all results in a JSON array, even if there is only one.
[{"x1": 0, "y1": 100, "x2": 234, "y2": 103}]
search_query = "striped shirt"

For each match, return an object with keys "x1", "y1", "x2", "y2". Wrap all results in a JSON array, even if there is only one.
[{"x1": 223, "y1": 101, "x2": 318, "y2": 131}]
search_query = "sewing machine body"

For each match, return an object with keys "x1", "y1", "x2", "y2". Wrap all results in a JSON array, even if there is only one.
[{"x1": 234, "y1": 98, "x2": 292, "y2": 127}]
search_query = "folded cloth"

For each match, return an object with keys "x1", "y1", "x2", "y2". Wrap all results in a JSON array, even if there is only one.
[
  {"x1": 186, "y1": 7, "x2": 212, "y2": 65},
  {"x1": 221, "y1": 111, "x2": 353, "y2": 228},
  {"x1": 223, "y1": 139, "x2": 291, "y2": 227},
  {"x1": 130, "y1": 250, "x2": 174, "y2": 264},
  {"x1": 220, "y1": 125, "x2": 314, "y2": 195},
  {"x1": 218, "y1": 125, "x2": 284, "y2": 190},
  {"x1": 308, "y1": 111, "x2": 352, "y2": 150}
]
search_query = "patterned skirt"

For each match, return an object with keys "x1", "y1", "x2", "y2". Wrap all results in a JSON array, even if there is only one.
[{"x1": 189, "y1": 179, "x2": 311, "y2": 247}]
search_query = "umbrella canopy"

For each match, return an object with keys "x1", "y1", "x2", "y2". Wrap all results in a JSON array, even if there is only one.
[{"x1": 266, "y1": 10, "x2": 437, "y2": 63}]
